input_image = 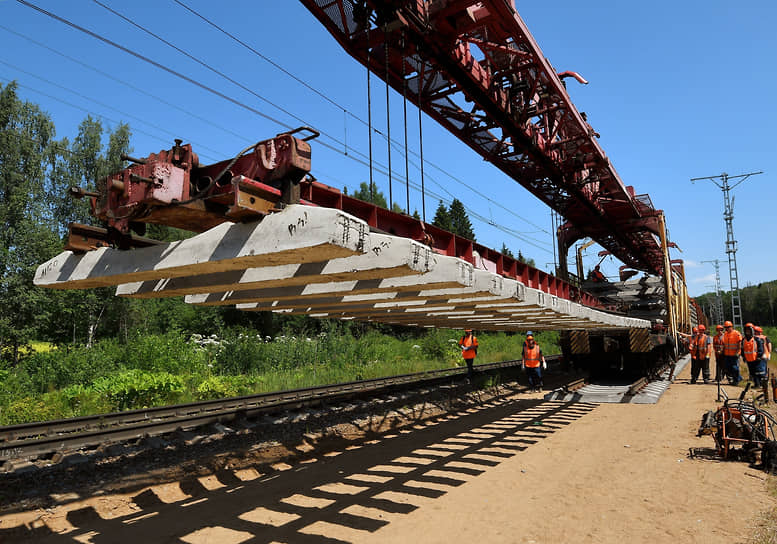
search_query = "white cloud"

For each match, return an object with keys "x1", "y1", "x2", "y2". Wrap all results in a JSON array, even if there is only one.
[{"x1": 691, "y1": 273, "x2": 716, "y2": 284}]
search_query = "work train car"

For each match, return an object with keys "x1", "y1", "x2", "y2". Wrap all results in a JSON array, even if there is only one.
[{"x1": 560, "y1": 263, "x2": 706, "y2": 379}]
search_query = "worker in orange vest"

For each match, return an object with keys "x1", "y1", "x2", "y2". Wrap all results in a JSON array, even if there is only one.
[
  {"x1": 712, "y1": 324, "x2": 725, "y2": 381},
  {"x1": 589, "y1": 265, "x2": 606, "y2": 283},
  {"x1": 741, "y1": 323, "x2": 765, "y2": 387},
  {"x1": 691, "y1": 324, "x2": 713, "y2": 384},
  {"x1": 678, "y1": 327, "x2": 698, "y2": 358},
  {"x1": 722, "y1": 320, "x2": 743, "y2": 385},
  {"x1": 458, "y1": 329, "x2": 479, "y2": 382},
  {"x1": 522, "y1": 332, "x2": 547, "y2": 392}
]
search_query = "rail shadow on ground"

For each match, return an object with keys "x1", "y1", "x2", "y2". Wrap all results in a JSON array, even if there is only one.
[{"x1": 2, "y1": 397, "x2": 595, "y2": 543}]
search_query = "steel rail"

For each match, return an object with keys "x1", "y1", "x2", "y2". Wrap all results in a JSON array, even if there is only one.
[{"x1": 0, "y1": 357, "x2": 558, "y2": 463}]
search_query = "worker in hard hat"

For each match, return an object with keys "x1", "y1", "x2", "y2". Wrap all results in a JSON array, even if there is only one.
[
  {"x1": 688, "y1": 326, "x2": 700, "y2": 370},
  {"x1": 521, "y1": 332, "x2": 547, "y2": 392},
  {"x1": 691, "y1": 324, "x2": 713, "y2": 384},
  {"x1": 712, "y1": 324, "x2": 725, "y2": 382},
  {"x1": 755, "y1": 326, "x2": 772, "y2": 387},
  {"x1": 589, "y1": 264, "x2": 606, "y2": 283},
  {"x1": 742, "y1": 323, "x2": 765, "y2": 387},
  {"x1": 677, "y1": 327, "x2": 697, "y2": 358},
  {"x1": 722, "y1": 320, "x2": 743, "y2": 385},
  {"x1": 458, "y1": 329, "x2": 479, "y2": 382}
]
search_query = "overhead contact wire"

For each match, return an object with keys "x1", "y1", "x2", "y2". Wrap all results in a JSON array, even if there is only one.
[
  {"x1": 16, "y1": 0, "x2": 292, "y2": 130},
  {"x1": 17, "y1": 0, "x2": 547, "y2": 250},
  {"x1": 168, "y1": 1, "x2": 548, "y2": 234}
]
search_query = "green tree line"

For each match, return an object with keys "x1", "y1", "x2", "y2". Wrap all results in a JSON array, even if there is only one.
[
  {"x1": 0, "y1": 81, "x2": 134, "y2": 363},
  {"x1": 696, "y1": 280, "x2": 777, "y2": 327},
  {"x1": 0, "y1": 82, "x2": 312, "y2": 365}
]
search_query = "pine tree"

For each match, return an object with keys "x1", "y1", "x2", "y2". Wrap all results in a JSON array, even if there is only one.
[
  {"x1": 517, "y1": 250, "x2": 537, "y2": 268},
  {"x1": 351, "y1": 181, "x2": 388, "y2": 209},
  {"x1": 432, "y1": 200, "x2": 451, "y2": 232},
  {"x1": 448, "y1": 198, "x2": 475, "y2": 240},
  {"x1": 501, "y1": 243, "x2": 514, "y2": 258}
]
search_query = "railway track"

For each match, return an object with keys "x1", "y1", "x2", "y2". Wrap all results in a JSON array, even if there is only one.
[{"x1": 0, "y1": 357, "x2": 561, "y2": 469}]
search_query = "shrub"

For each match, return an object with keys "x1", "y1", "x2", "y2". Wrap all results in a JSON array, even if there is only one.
[
  {"x1": 20, "y1": 340, "x2": 124, "y2": 393},
  {"x1": 194, "y1": 375, "x2": 257, "y2": 401},
  {"x1": 421, "y1": 329, "x2": 459, "y2": 361},
  {"x1": 91, "y1": 370, "x2": 185, "y2": 411},
  {"x1": 121, "y1": 332, "x2": 205, "y2": 374},
  {"x1": 1, "y1": 396, "x2": 61, "y2": 425},
  {"x1": 214, "y1": 333, "x2": 269, "y2": 374},
  {"x1": 58, "y1": 383, "x2": 113, "y2": 416}
]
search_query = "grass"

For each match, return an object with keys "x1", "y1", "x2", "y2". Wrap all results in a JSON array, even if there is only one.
[
  {"x1": 0, "y1": 329, "x2": 555, "y2": 425},
  {"x1": 17, "y1": 341, "x2": 55, "y2": 356}
]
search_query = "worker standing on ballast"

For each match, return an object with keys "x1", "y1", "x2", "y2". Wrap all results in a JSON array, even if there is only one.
[
  {"x1": 742, "y1": 323, "x2": 764, "y2": 387},
  {"x1": 691, "y1": 325, "x2": 712, "y2": 384},
  {"x1": 722, "y1": 321, "x2": 743, "y2": 385},
  {"x1": 713, "y1": 324, "x2": 725, "y2": 382},
  {"x1": 677, "y1": 327, "x2": 697, "y2": 358},
  {"x1": 755, "y1": 326, "x2": 772, "y2": 388},
  {"x1": 458, "y1": 329, "x2": 479, "y2": 382},
  {"x1": 522, "y1": 332, "x2": 546, "y2": 392}
]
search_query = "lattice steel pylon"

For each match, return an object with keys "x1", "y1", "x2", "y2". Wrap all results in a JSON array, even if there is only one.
[
  {"x1": 702, "y1": 259, "x2": 724, "y2": 325},
  {"x1": 691, "y1": 171, "x2": 763, "y2": 330}
]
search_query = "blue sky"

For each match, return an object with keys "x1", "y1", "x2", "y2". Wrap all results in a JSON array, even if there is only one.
[{"x1": 1, "y1": 0, "x2": 775, "y2": 298}]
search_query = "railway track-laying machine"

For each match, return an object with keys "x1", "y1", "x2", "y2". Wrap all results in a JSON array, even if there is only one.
[{"x1": 48, "y1": 0, "x2": 704, "y2": 378}]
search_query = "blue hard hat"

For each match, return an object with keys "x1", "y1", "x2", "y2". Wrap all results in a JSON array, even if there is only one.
[{"x1": 526, "y1": 331, "x2": 534, "y2": 337}]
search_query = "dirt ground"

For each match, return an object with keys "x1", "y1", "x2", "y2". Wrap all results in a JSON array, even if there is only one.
[{"x1": 1, "y1": 360, "x2": 775, "y2": 543}]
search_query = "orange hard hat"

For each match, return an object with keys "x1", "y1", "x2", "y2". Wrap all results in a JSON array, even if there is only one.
[
  {"x1": 755, "y1": 326, "x2": 763, "y2": 333},
  {"x1": 716, "y1": 324, "x2": 724, "y2": 330},
  {"x1": 745, "y1": 322, "x2": 754, "y2": 329},
  {"x1": 698, "y1": 325, "x2": 706, "y2": 332},
  {"x1": 464, "y1": 329, "x2": 473, "y2": 333},
  {"x1": 692, "y1": 326, "x2": 698, "y2": 333},
  {"x1": 724, "y1": 321, "x2": 733, "y2": 328}
]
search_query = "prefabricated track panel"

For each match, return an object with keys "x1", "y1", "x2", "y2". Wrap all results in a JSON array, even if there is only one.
[{"x1": 35, "y1": 206, "x2": 650, "y2": 332}]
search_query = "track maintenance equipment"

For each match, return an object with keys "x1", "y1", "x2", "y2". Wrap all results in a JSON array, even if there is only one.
[{"x1": 40, "y1": 1, "x2": 705, "y2": 376}]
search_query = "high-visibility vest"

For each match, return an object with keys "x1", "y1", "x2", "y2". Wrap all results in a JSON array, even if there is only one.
[
  {"x1": 689, "y1": 334, "x2": 698, "y2": 359},
  {"x1": 459, "y1": 335, "x2": 478, "y2": 360},
  {"x1": 723, "y1": 330, "x2": 742, "y2": 356},
  {"x1": 524, "y1": 345, "x2": 541, "y2": 368},
  {"x1": 713, "y1": 333, "x2": 725, "y2": 356},
  {"x1": 742, "y1": 337, "x2": 758, "y2": 362},
  {"x1": 695, "y1": 334, "x2": 710, "y2": 359}
]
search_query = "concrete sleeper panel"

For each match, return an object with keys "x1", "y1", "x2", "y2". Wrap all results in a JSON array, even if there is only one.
[{"x1": 35, "y1": 206, "x2": 368, "y2": 290}]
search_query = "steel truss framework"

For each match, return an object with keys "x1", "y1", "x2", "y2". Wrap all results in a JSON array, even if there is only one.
[{"x1": 299, "y1": 0, "x2": 665, "y2": 274}]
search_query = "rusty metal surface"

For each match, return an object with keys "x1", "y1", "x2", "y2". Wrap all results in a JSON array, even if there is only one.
[
  {"x1": 64, "y1": 223, "x2": 163, "y2": 252},
  {"x1": 89, "y1": 131, "x2": 314, "y2": 235}
]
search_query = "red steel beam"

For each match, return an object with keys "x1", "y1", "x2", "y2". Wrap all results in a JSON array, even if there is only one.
[{"x1": 301, "y1": 178, "x2": 602, "y2": 307}]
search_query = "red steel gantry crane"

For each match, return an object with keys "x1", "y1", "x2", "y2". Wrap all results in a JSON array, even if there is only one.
[{"x1": 298, "y1": 0, "x2": 666, "y2": 277}]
